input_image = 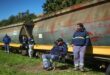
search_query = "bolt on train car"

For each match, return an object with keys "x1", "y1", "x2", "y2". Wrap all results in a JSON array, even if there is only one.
[{"x1": 0, "y1": 0, "x2": 110, "y2": 74}]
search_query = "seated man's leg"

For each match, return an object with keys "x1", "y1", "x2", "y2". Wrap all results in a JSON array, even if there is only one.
[
  {"x1": 42, "y1": 54, "x2": 52, "y2": 70},
  {"x1": 51, "y1": 55, "x2": 59, "y2": 61},
  {"x1": 42, "y1": 54, "x2": 51, "y2": 60},
  {"x1": 50, "y1": 55, "x2": 59, "y2": 69},
  {"x1": 28, "y1": 44, "x2": 33, "y2": 58}
]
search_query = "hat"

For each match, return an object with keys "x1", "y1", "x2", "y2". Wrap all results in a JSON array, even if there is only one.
[{"x1": 57, "y1": 38, "x2": 63, "y2": 42}]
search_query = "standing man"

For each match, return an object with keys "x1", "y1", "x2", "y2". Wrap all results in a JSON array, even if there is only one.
[
  {"x1": 21, "y1": 35, "x2": 28, "y2": 49},
  {"x1": 20, "y1": 35, "x2": 28, "y2": 55},
  {"x1": 3, "y1": 34, "x2": 11, "y2": 53},
  {"x1": 72, "y1": 23, "x2": 90, "y2": 72},
  {"x1": 28, "y1": 37, "x2": 35, "y2": 58}
]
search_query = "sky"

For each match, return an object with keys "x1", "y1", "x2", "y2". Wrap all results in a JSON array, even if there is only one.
[{"x1": 0, "y1": 0, "x2": 46, "y2": 21}]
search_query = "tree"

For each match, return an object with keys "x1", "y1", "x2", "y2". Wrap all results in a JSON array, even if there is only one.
[
  {"x1": 0, "y1": 10, "x2": 37, "y2": 26},
  {"x1": 42, "y1": 0, "x2": 92, "y2": 14}
]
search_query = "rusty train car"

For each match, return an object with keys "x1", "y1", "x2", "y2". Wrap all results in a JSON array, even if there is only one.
[{"x1": 0, "y1": 0, "x2": 110, "y2": 73}]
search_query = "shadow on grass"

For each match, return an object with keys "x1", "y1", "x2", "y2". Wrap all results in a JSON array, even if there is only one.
[
  {"x1": 56, "y1": 65, "x2": 70, "y2": 70},
  {"x1": 55, "y1": 58, "x2": 105, "y2": 73}
]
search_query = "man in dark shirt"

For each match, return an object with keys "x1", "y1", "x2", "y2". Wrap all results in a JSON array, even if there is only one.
[
  {"x1": 72, "y1": 23, "x2": 90, "y2": 72},
  {"x1": 3, "y1": 34, "x2": 11, "y2": 53},
  {"x1": 42, "y1": 38, "x2": 67, "y2": 70}
]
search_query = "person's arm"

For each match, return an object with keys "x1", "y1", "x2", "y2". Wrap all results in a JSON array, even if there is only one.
[
  {"x1": 9, "y1": 37, "x2": 11, "y2": 43},
  {"x1": 60, "y1": 44, "x2": 67, "y2": 55},
  {"x1": 85, "y1": 32, "x2": 90, "y2": 46},
  {"x1": 50, "y1": 46, "x2": 56, "y2": 54},
  {"x1": 72, "y1": 44, "x2": 74, "y2": 47},
  {"x1": 32, "y1": 39, "x2": 35, "y2": 45},
  {"x1": 72, "y1": 32, "x2": 76, "y2": 46}
]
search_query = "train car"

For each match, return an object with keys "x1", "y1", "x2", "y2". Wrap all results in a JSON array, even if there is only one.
[
  {"x1": 0, "y1": 22, "x2": 34, "y2": 46},
  {"x1": 0, "y1": 23, "x2": 23, "y2": 47},
  {"x1": 0, "y1": 0, "x2": 109, "y2": 74},
  {"x1": 33, "y1": 0, "x2": 110, "y2": 73}
]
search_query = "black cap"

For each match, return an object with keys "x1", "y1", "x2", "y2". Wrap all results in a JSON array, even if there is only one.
[{"x1": 57, "y1": 38, "x2": 63, "y2": 42}]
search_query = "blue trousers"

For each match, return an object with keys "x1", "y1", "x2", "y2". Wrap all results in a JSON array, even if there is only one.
[
  {"x1": 42, "y1": 54, "x2": 59, "y2": 68},
  {"x1": 4, "y1": 44, "x2": 10, "y2": 53}
]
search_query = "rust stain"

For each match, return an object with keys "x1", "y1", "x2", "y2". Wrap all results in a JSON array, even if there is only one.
[
  {"x1": 48, "y1": 16, "x2": 110, "y2": 31},
  {"x1": 71, "y1": 3, "x2": 82, "y2": 10},
  {"x1": 91, "y1": 36, "x2": 100, "y2": 42},
  {"x1": 87, "y1": 31, "x2": 101, "y2": 42},
  {"x1": 105, "y1": 28, "x2": 110, "y2": 34},
  {"x1": 106, "y1": 24, "x2": 110, "y2": 28},
  {"x1": 85, "y1": 14, "x2": 93, "y2": 23},
  {"x1": 82, "y1": 16, "x2": 110, "y2": 24},
  {"x1": 88, "y1": 32, "x2": 92, "y2": 35},
  {"x1": 64, "y1": 14, "x2": 74, "y2": 27},
  {"x1": 66, "y1": 18, "x2": 73, "y2": 27},
  {"x1": 61, "y1": 32, "x2": 64, "y2": 37},
  {"x1": 99, "y1": 16, "x2": 110, "y2": 21},
  {"x1": 98, "y1": 23, "x2": 104, "y2": 28},
  {"x1": 49, "y1": 24, "x2": 55, "y2": 34},
  {"x1": 37, "y1": 23, "x2": 44, "y2": 29}
]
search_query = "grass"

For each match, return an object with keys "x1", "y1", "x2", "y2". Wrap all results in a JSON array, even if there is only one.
[{"x1": 0, "y1": 50, "x2": 105, "y2": 75}]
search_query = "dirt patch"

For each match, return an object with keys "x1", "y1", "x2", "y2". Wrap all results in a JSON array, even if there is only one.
[
  {"x1": 17, "y1": 63, "x2": 43, "y2": 73},
  {"x1": 14, "y1": 62, "x2": 72, "y2": 73}
]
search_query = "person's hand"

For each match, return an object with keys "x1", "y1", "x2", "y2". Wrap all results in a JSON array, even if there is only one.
[{"x1": 72, "y1": 44, "x2": 74, "y2": 47}]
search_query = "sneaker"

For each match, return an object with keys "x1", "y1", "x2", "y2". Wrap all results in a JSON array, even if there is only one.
[
  {"x1": 52, "y1": 66, "x2": 56, "y2": 71},
  {"x1": 45, "y1": 67, "x2": 53, "y2": 71},
  {"x1": 73, "y1": 67, "x2": 79, "y2": 71},
  {"x1": 80, "y1": 68, "x2": 85, "y2": 72}
]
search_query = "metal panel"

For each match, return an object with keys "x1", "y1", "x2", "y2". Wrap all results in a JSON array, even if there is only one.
[{"x1": 33, "y1": 2, "x2": 110, "y2": 46}]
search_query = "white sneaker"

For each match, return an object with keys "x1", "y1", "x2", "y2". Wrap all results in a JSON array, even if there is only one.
[
  {"x1": 73, "y1": 67, "x2": 79, "y2": 71},
  {"x1": 79, "y1": 67, "x2": 85, "y2": 72}
]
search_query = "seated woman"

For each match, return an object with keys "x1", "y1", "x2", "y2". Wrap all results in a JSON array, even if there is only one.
[{"x1": 42, "y1": 38, "x2": 68, "y2": 70}]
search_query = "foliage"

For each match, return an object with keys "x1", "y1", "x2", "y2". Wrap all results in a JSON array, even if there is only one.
[
  {"x1": 0, "y1": 10, "x2": 37, "y2": 26},
  {"x1": 0, "y1": 50, "x2": 104, "y2": 75},
  {"x1": 42, "y1": 0, "x2": 92, "y2": 14}
]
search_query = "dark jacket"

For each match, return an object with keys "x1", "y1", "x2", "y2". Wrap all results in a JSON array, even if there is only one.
[
  {"x1": 72, "y1": 30, "x2": 90, "y2": 46},
  {"x1": 22, "y1": 37, "x2": 28, "y2": 45},
  {"x1": 3, "y1": 35, "x2": 11, "y2": 44},
  {"x1": 21, "y1": 37, "x2": 28, "y2": 49},
  {"x1": 50, "y1": 42, "x2": 67, "y2": 56},
  {"x1": 28, "y1": 38, "x2": 35, "y2": 45}
]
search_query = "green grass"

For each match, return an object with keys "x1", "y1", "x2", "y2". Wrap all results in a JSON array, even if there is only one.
[{"x1": 0, "y1": 50, "x2": 104, "y2": 75}]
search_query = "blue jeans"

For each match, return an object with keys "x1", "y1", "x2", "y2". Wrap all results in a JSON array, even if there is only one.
[
  {"x1": 4, "y1": 44, "x2": 10, "y2": 53},
  {"x1": 42, "y1": 54, "x2": 59, "y2": 68}
]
